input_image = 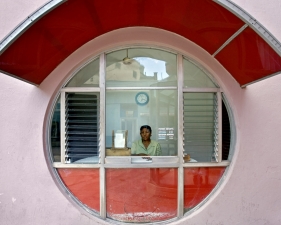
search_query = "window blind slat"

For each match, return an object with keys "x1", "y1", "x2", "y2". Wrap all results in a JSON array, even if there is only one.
[
  {"x1": 65, "y1": 93, "x2": 100, "y2": 163},
  {"x1": 183, "y1": 92, "x2": 218, "y2": 162}
]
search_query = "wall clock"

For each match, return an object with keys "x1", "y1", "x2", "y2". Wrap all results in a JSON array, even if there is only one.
[{"x1": 135, "y1": 92, "x2": 149, "y2": 106}]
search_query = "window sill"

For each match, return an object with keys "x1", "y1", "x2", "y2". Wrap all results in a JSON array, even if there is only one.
[{"x1": 53, "y1": 159, "x2": 230, "y2": 168}]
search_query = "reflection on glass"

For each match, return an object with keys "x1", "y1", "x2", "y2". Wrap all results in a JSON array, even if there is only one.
[
  {"x1": 58, "y1": 169, "x2": 100, "y2": 213},
  {"x1": 106, "y1": 90, "x2": 178, "y2": 156},
  {"x1": 184, "y1": 167, "x2": 225, "y2": 212},
  {"x1": 106, "y1": 168, "x2": 177, "y2": 222},
  {"x1": 183, "y1": 93, "x2": 217, "y2": 162},
  {"x1": 106, "y1": 48, "x2": 177, "y2": 87},
  {"x1": 51, "y1": 97, "x2": 60, "y2": 162},
  {"x1": 66, "y1": 58, "x2": 99, "y2": 87},
  {"x1": 183, "y1": 58, "x2": 217, "y2": 88}
]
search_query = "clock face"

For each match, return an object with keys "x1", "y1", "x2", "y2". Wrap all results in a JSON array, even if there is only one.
[{"x1": 135, "y1": 92, "x2": 149, "y2": 106}]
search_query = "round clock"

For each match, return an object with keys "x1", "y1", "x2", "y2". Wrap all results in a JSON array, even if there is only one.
[{"x1": 135, "y1": 92, "x2": 149, "y2": 106}]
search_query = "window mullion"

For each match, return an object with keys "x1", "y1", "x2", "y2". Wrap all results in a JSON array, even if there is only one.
[
  {"x1": 60, "y1": 91, "x2": 66, "y2": 164},
  {"x1": 177, "y1": 54, "x2": 184, "y2": 218},
  {"x1": 217, "y1": 91, "x2": 222, "y2": 163},
  {"x1": 99, "y1": 53, "x2": 106, "y2": 219}
]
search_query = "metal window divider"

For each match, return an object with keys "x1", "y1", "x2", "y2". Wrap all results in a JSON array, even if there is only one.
[
  {"x1": 217, "y1": 91, "x2": 222, "y2": 163},
  {"x1": 60, "y1": 91, "x2": 66, "y2": 164},
  {"x1": 99, "y1": 53, "x2": 106, "y2": 219},
  {"x1": 177, "y1": 54, "x2": 184, "y2": 217}
]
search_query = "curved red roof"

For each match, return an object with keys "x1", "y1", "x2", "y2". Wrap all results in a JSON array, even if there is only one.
[{"x1": 0, "y1": 0, "x2": 280, "y2": 86}]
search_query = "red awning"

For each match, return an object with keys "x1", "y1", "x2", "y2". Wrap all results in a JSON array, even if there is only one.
[{"x1": 0, "y1": 0, "x2": 281, "y2": 86}]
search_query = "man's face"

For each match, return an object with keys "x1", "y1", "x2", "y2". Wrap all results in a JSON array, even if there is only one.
[{"x1": 140, "y1": 128, "x2": 151, "y2": 141}]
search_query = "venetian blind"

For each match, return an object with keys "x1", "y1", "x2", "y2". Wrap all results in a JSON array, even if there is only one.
[
  {"x1": 183, "y1": 92, "x2": 219, "y2": 162},
  {"x1": 64, "y1": 93, "x2": 100, "y2": 163}
]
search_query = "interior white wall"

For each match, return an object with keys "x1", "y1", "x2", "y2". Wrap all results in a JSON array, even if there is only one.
[{"x1": 0, "y1": 1, "x2": 281, "y2": 225}]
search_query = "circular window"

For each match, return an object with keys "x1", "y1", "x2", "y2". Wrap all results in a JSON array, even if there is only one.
[{"x1": 49, "y1": 47, "x2": 231, "y2": 223}]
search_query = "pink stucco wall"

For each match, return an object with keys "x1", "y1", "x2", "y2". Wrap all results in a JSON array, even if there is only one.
[{"x1": 0, "y1": 1, "x2": 281, "y2": 224}]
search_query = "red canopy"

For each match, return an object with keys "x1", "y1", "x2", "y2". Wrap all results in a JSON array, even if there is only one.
[{"x1": 0, "y1": 0, "x2": 281, "y2": 86}]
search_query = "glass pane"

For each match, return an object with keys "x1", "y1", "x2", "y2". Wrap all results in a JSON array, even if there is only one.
[
  {"x1": 184, "y1": 167, "x2": 225, "y2": 212},
  {"x1": 66, "y1": 58, "x2": 99, "y2": 87},
  {"x1": 106, "y1": 168, "x2": 177, "y2": 222},
  {"x1": 106, "y1": 48, "x2": 177, "y2": 87},
  {"x1": 57, "y1": 169, "x2": 100, "y2": 213},
  {"x1": 65, "y1": 92, "x2": 100, "y2": 164},
  {"x1": 51, "y1": 97, "x2": 60, "y2": 162},
  {"x1": 183, "y1": 93, "x2": 216, "y2": 162},
  {"x1": 106, "y1": 90, "x2": 178, "y2": 156},
  {"x1": 183, "y1": 58, "x2": 217, "y2": 88}
]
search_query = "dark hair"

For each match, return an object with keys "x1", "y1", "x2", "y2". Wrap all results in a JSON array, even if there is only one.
[{"x1": 140, "y1": 125, "x2": 152, "y2": 133}]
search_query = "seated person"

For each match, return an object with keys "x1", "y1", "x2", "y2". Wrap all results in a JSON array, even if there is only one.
[{"x1": 131, "y1": 125, "x2": 161, "y2": 156}]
